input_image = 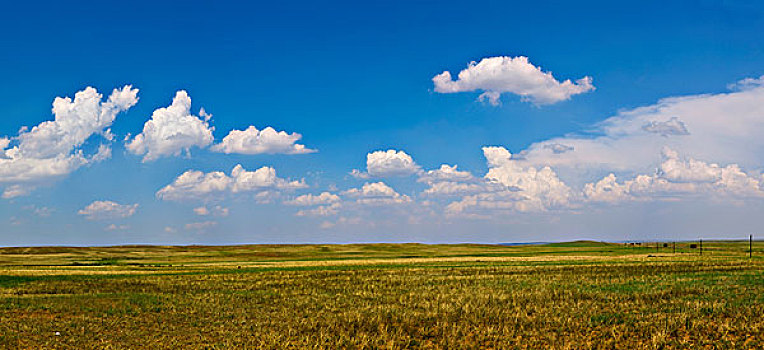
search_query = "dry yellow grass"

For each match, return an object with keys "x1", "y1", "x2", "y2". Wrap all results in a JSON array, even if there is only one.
[{"x1": 1, "y1": 241, "x2": 762, "y2": 349}]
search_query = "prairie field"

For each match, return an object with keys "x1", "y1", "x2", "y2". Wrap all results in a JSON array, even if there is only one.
[{"x1": 1, "y1": 241, "x2": 762, "y2": 349}]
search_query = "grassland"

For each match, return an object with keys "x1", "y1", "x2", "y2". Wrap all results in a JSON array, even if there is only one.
[{"x1": 1, "y1": 241, "x2": 762, "y2": 349}]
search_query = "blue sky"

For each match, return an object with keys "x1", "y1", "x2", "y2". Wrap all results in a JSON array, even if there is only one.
[{"x1": 2, "y1": 1, "x2": 764, "y2": 245}]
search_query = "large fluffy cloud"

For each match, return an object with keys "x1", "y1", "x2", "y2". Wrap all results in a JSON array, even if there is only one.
[
  {"x1": 126, "y1": 90, "x2": 214, "y2": 162},
  {"x1": 515, "y1": 76, "x2": 764, "y2": 184},
  {"x1": 483, "y1": 146, "x2": 573, "y2": 210},
  {"x1": 352, "y1": 149, "x2": 421, "y2": 178},
  {"x1": 584, "y1": 148, "x2": 764, "y2": 203},
  {"x1": 157, "y1": 164, "x2": 307, "y2": 201},
  {"x1": 433, "y1": 56, "x2": 594, "y2": 105},
  {"x1": 0, "y1": 86, "x2": 138, "y2": 197},
  {"x1": 212, "y1": 126, "x2": 315, "y2": 155},
  {"x1": 18, "y1": 86, "x2": 137, "y2": 158},
  {"x1": 444, "y1": 147, "x2": 574, "y2": 215},
  {"x1": 78, "y1": 200, "x2": 138, "y2": 221}
]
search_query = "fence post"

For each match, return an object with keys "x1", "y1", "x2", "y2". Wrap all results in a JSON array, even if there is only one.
[
  {"x1": 751, "y1": 234, "x2": 753, "y2": 258},
  {"x1": 700, "y1": 239, "x2": 703, "y2": 256},
  {"x1": 673, "y1": 242, "x2": 675, "y2": 254}
]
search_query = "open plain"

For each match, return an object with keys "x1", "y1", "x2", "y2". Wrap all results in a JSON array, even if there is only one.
[{"x1": 1, "y1": 241, "x2": 762, "y2": 349}]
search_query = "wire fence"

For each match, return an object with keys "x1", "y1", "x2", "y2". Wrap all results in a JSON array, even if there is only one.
[{"x1": 623, "y1": 235, "x2": 759, "y2": 257}]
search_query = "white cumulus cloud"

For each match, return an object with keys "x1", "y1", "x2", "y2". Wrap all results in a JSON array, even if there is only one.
[
  {"x1": 352, "y1": 149, "x2": 421, "y2": 178},
  {"x1": 450, "y1": 146, "x2": 573, "y2": 214},
  {"x1": 343, "y1": 181, "x2": 411, "y2": 205},
  {"x1": 658, "y1": 148, "x2": 722, "y2": 183},
  {"x1": 157, "y1": 164, "x2": 306, "y2": 201},
  {"x1": 17, "y1": 86, "x2": 137, "y2": 158},
  {"x1": 212, "y1": 126, "x2": 315, "y2": 155},
  {"x1": 126, "y1": 90, "x2": 214, "y2": 162},
  {"x1": 432, "y1": 56, "x2": 594, "y2": 105},
  {"x1": 418, "y1": 164, "x2": 488, "y2": 197},
  {"x1": 418, "y1": 164, "x2": 474, "y2": 184},
  {"x1": 582, "y1": 173, "x2": 634, "y2": 203},
  {"x1": 483, "y1": 146, "x2": 574, "y2": 211},
  {"x1": 584, "y1": 148, "x2": 764, "y2": 203},
  {"x1": 1, "y1": 86, "x2": 138, "y2": 197}
]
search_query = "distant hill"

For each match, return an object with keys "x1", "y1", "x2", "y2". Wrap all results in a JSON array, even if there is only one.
[{"x1": 544, "y1": 240, "x2": 618, "y2": 248}]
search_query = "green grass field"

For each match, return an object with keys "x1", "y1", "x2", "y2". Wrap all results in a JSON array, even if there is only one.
[{"x1": 1, "y1": 241, "x2": 762, "y2": 349}]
